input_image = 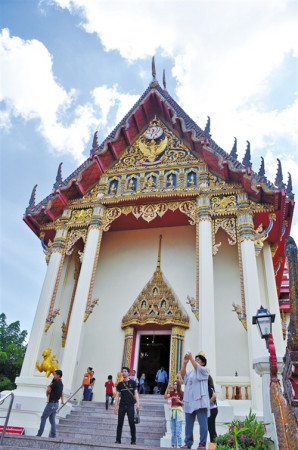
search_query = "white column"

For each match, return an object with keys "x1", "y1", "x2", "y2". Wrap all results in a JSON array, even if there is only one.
[
  {"x1": 262, "y1": 242, "x2": 285, "y2": 356},
  {"x1": 21, "y1": 228, "x2": 68, "y2": 377},
  {"x1": 253, "y1": 353, "x2": 283, "y2": 444},
  {"x1": 61, "y1": 206, "x2": 105, "y2": 389},
  {"x1": 237, "y1": 195, "x2": 264, "y2": 410},
  {"x1": 197, "y1": 195, "x2": 216, "y2": 376}
]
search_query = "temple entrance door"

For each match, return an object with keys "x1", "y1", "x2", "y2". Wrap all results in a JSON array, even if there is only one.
[{"x1": 136, "y1": 332, "x2": 171, "y2": 394}]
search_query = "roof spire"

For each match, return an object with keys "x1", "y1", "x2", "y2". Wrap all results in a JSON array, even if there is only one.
[
  {"x1": 156, "y1": 234, "x2": 162, "y2": 273},
  {"x1": 286, "y1": 172, "x2": 293, "y2": 195},
  {"x1": 163, "y1": 69, "x2": 167, "y2": 90},
  {"x1": 90, "y1": 131, "x2": 99, "y2": 155},
  {"x1": 26, "y1": 184, "x2": 37, "y2": 212},
  {"x1": 204, "y1": 116, "x2": 211, "y2": 138},
  {"x1": 258, "y1": 156, "x2": 266, "y2": 178},
  {"x1": 242, "y1": 140, "x2": 252, "y2": 169},
  {"x1": 230, "y1": 137, "x2": 238, "y2": 159},
  {"x1": 53, "y1": 162, "x2": 63, "y2": 189},
  {"x1": 152, "y1": 56, "x2": 156, "y2": 81},
  {"x1": 275, "y1": 158, "x2": 285, "y2": 189}
]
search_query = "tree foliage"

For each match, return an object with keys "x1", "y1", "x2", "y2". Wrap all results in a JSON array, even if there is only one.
[{"x1": 0, "y1": 313, "x2": 27, "y2": 391}]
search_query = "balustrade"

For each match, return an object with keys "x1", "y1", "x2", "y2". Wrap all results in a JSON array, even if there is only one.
[{"x1": 216, "y1": 376, "x2": 251, "y2": 401}]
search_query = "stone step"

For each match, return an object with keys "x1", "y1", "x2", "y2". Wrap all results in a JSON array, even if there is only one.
[
  {"x1": 1, "y1": 435, "x2": 167, "y2": 449},
  {"x1": 57, "y1": 420, "x2": 165, "y2": 432}
]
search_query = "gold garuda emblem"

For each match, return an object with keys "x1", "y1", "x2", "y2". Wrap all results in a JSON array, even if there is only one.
[{"x1": 138, "y1": 121, "x2": 168, "y2": 163}]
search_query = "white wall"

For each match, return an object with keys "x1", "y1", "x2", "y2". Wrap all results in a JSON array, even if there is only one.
[{"x1": 214, "y1": 229, "x2": 249, "y2": 377}]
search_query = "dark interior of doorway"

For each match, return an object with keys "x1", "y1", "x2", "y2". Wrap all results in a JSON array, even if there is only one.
[{"x1": 137, "y1": 334, "x2": 170, "y2": 394}]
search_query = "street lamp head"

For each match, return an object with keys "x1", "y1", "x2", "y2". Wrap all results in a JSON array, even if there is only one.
[{"x1": 252, "y1": 306, "x2": 275, "y2": 340}]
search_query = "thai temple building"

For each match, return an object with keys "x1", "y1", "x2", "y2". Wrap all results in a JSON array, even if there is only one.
[{"x1": 2, "y1": 62, "x2": 296, "y2": 442}]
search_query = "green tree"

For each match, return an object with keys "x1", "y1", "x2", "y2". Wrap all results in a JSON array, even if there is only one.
[{"x1": 0, "y1": 313, "x2": 27, "y2": 391}]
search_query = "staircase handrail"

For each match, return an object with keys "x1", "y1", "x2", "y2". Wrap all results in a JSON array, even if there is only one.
[
  {"x1": 57, "y1": 386, "x2": 82, "y2": 413},
  {"x1": 0, "y1": 391, "x2": 14, "y2": 445}
]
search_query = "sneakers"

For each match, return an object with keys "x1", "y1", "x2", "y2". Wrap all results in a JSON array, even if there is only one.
[
  {"x1": 131, "y1": 442, "x2": 136, "y2": 445},
  {"x1": 114, "y1": 440, "x2": 121, "y2": 444}
]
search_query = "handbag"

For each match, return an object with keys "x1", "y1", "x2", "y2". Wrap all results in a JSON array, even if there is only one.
[{"x1": 134, "y1": 409, "x2": 140, "y2": 424}]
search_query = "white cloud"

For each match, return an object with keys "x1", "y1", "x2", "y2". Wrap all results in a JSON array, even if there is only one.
[{"x1": 0, "y1": 28, "x2": 98, "y2": 162}]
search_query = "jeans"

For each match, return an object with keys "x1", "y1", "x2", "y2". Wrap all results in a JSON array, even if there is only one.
[
  {"x1": 37, "y1": 402, "x2": 59, "y2": 437},
  {"x1": 138, "y1": 383, "x2": 145, "y2": 394},
  {"x1": 184, "y1": 408, "x2": 208, "y2": 447},
  {"x1": 105, "y1": 392, "x2": 114, "y2": 409},
  {"x1": 83, "y1": 385, "x2": 91, "y2": 401},
  {"x1": 208, "y1": 407, "x2": 218, "y2": 442},
  {"x1": 157, "y1": 382, "x2": 166, "y2": 394},
  {"x1": 171, "y1": 416, "x2": 183, "y2": 447},
  {"x1": 116, "y1": 403, "x2": 136, "y2": 443}
]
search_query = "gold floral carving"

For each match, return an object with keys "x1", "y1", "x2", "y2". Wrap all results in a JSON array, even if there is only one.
[
  {"x1": 232, "y1": 302, "x2": 247, "y2": 330},
  {"x1": 212, "y1": 218, "x2": 237, "y2": 254},
  {"x1": 65, "y1": 229, "x2": 87, "y2": 256},
  {"x1": 102, "y1": 201, "x2": 196, "y2": 232},
  {"x1": 68, "y1": 208, "x2": 93, "y2": 228},
  {"x1": 211, "y1": 195, "x2": 237, "y2": 215}
]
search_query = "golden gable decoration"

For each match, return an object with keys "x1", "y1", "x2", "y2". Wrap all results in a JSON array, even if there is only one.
[{"x1": 122, "y1": 236, "x2": 189, "y2": 329}]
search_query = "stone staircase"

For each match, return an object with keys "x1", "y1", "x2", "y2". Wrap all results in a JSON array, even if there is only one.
[{"x1": 1, "y1": 395, "x2": 168, "y2": 449}]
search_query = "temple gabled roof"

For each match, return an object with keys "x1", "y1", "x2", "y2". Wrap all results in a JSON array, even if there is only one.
[{"x1": 23, "y1": 75, "x2": 295, "y2": 295}]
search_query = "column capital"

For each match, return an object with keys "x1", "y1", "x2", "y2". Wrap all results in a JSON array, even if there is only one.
[
  {"x1": 197, "y1": 164, "x2": 209, "y2": 188},
  {"x1": 237, "y1": 211, "x2": 255, "y2": 242},
  {"x1": 52, "y1": 228, "x2": 68, "y2": 253},
  {"x1": 196, "y1": 195, "x2": 211, "y2": 222},
  {"x1": 89, "y1": 205, "x2": 106, "y2": 229}
]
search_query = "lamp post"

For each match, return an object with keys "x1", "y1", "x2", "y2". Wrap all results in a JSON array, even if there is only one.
[{"x1": 252, "y1": 306, "x2": 275, "y2": 349}]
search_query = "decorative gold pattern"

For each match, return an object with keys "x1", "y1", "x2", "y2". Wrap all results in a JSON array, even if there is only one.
[
  {"x1": 232, "y1": 302, "x2": 247, "y2": 330},
  {"x1": 35, "y1": 347, "x2": 59, "y2": 378},
  {"x1": 65, "y1": 229, "x2": 87, "y2": 255},
  {"x1": 68, "y1": 208, "x2": 93, "y2": 228},
  {"x1": 122, "y1": 326, "x2": 134, "y2": 369},
  {"x1": 212, "y1": 217, "x2": 237, "y2": 254},
  {"x1": 62, "y1": 250, "x2": 81, "y2": 347},
  {"x1": 102, "y1": 201, "x2": 196, "y2": 232}
]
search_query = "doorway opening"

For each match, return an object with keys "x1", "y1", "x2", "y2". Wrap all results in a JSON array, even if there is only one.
[{"x1": 137, "y1": 334, "x2": 171, "y2": 394}]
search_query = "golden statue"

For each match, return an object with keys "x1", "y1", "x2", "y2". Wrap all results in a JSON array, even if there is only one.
[
  {"x1": 36, "y1": 347, "x2": 59, "y2": 378},
  {"x1": 167, "y1": 174, "x2": 174, "y2": 187},
  {"x1": 139, "y1": 128, "x2": 168, "y2": 163},
  {"x1": 128, "y1": 179, "x2": 135, "y2": 190},
  {"x1": 188, "y1": 173, "x2": 195, "y2": 186},
  {"x1": 110, "y1": 183, "x2": 116, "y2": 194}
]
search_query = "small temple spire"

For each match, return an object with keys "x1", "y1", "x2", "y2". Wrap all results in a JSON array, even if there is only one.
[
  {"x1": 204, "y1": 116, "x2": 211, "y2": 138},
  {"x1": 163, "y1": 69, "x2": 167, "y2": 90},
  {"x1": 242, "y1": 140, "x2": 252, "y2": 169},
  {"x1": 152, "y1": 56, "x2": 156, "y2": 81},
  {"x1": 53, "y1": 162, "x2": 63, "y2": 189},
  {"x1": 92, "y1": 131, "x2": 99, "y2": 149},
  {"x1": 26, "y1": 184, "x2": 37, "y2": 212},
  {"x1": 230, "y1": 137, "x2": 238, "y2": 159},
  {"x1": 258, "y1": 156, "x2": 266, "y2": 178},
  {"x1": 275, "y1": 158, "x2": 285, "y2": 189},
  {"x1": 156, "y1": 234, "x2": 162, "y2": 273}
]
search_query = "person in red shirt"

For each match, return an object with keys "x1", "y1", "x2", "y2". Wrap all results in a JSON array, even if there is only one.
[
  {"x1": 105, "y1": 375, "x2": 115, "y2": 410},
  {"x1": 165, "y1": 381, "x2": 184, "y2": 448}
]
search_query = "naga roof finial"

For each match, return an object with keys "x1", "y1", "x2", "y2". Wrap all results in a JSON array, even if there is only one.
[
  {"x1": 204, "y1": 116, "x2": 211, "y2": 138},
  {"x1": 230, "y1": 137, "x2": 238, "y2": 159},
  {"x1": 26, "y1": 184, "x2": 37, "y2": 213},
  {"x1": 163, "y1": 69, "x2": 167, "y2": 90},
  {"x1": 286, "y1": 172, "x2": 293, "y2": 197},
  {"x1": 242, "y1": 140, "x2": 252, "y2": 169},
  {"x1": 152, "y1": 56, "x2": 156, "y2": 81},
  {"x1": 90, "y1": 131, "x2": 99, "y2": 155},
  {"x1": 53, "y1": 162, "x2": 63, "y2": 189},
  {"x1": 275, "y1": 158, "x2": 285, "y2": 189},
  {"x1": 258, "y1": 156, "x2": 266, "y2": 178}
]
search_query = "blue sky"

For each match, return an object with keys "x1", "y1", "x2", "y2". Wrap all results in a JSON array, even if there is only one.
[{"x1": 0, "y1": 0, "x2": 297, "y2": 336}]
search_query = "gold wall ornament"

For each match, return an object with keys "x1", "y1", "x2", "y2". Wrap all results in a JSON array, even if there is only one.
[
  {"x1": 102, "y1": 201, "x2": 196, "y2": 231},
  {"x1": 122, "y1": 236, "x2": 189, "y2": 329},
  {"x1": 232, "y1": 302, "x2": 247, "y2": 331},
  {"x1": 211, "y1": 195, "x2": 237, "y2": 215},
  {"x1": 65, "y1": 229, "x2": 87, "y2": 256},
  {"x1": 138, "y1": 132, "x2": 168, "y2": 163},
  {"x1": 68, "y1": 208, "x2": 93, "y2": 228},
  {"x1": 186, "y1": 295, "x2": 199, "y2": 320},
  {"x1": 170, "y1": 327, "x2": 185, "y2": 383},
  {"x1": 35, "y1": 347, "x2": 59, "y2": 377},
  {"x1": 254, "y1": 213, "x2": 276, "y2": 256},
  {"x1": 84, "y1": 298, "x2": 99, "y2": 322},
  {"x1": 44, "y1": 308, "x2": 60, "y2": 332}
]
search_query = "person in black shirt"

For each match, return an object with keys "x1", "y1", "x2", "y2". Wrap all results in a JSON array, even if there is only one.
[
  {"x1": 36, "y1": 369, "x2": 64, "y2": 438},
  {"x1": 114, "y1": 366, "x2": 140, "y2": 445}
]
